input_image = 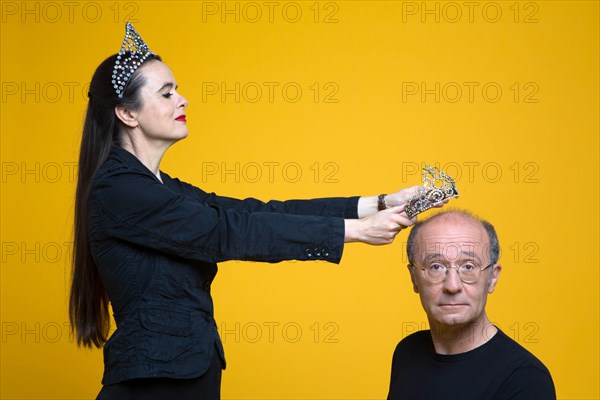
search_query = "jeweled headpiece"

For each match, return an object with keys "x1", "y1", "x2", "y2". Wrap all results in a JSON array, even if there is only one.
[
  {"x1": 112, "y1": 22, "x2": 155, "y2": 99},
  {"x1": 404, "y1": 165, "x2": 459, "y2": 218}
]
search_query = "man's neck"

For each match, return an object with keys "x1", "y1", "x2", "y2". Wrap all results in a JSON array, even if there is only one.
[{"x1": 429, "y1": 316, "x2": 497, "y2": 355}]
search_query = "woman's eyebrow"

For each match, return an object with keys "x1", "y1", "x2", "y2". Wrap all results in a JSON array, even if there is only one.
[{"x1": 157, "y1": 82, "x2": 178, "y2": 92}]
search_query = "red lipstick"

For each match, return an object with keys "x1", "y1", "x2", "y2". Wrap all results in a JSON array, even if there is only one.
[{"x1": 176, "y1": 115, "x2": 187, "y2": 122}]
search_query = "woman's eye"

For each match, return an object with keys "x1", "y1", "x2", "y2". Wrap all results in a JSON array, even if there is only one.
[{"x1": 163, "y1": 92, "x2": 173, "y2": 98}]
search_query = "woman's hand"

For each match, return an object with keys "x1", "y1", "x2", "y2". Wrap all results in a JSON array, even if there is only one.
[
  {"x1": 384, "y1": 186, "x2": 423, "y2": 208},
  {"x1": 344, "y1": 206, "x2": 417, "y2": 245},
  {"x1": 357, "y1": 186, "x2": 421, "y2": 218},
  {"x1": 357, "y1": 186, "x2": 449, "y2": 218}
]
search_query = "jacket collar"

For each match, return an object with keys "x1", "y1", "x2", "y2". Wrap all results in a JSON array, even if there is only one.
[{"x1": 110, "y1": 145, "x2": 163, "y2": 183}]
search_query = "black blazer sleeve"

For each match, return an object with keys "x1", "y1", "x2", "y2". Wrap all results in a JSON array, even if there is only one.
[
  {"x1": 163, "y1": 172, "x2": 360, "y2": 219},
  {"x1": 91, "y1": 168, "x2": 346, "y2": 264}
]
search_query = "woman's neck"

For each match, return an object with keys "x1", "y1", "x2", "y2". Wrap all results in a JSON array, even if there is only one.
[{"x1": 120, "y1": 137, "x2": 170, "y2": 182}]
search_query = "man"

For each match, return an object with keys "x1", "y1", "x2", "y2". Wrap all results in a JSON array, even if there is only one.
[{"x1": 388, "y1": 210, "x2": 555, "y2": 399}]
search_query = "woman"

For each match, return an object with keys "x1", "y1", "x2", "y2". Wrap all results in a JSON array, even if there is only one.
[{"x1": 70, "y1": 23, "x2": 422, "y2": 399}]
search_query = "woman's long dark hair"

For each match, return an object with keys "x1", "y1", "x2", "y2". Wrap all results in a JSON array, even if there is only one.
[{"x1": 69, "y1": 53, "x2": 161, "y2": 348}]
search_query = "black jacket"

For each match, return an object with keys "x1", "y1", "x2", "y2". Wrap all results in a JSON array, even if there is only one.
[{"x1": 88, "y1": 146, "x2": 358, "y2": 384}]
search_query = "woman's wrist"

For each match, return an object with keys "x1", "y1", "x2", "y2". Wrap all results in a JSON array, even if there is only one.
[
  {"x1": 344, "y1": 219, "x2": 363, "y2": 242},
  {"x1": 356, "y1": 196, "x2": 379, "y2": 218}
]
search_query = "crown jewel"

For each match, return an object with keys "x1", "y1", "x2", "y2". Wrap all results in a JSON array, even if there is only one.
[
  {"x1": 112, "y1": 22, "x2": 155, "y2": 99},
  {"x1": 404, "y1": 165, "x2": 459, "y2": 218}
]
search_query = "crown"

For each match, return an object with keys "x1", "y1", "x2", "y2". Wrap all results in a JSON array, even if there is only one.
[
  {"x1": 112, "y1": 22, "x2": 155, "y2": 99},
  {"x1": 404, "y1": 164, "x2": 459, "y2": 218}
]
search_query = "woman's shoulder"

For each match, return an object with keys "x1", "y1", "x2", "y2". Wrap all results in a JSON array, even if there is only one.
[{"x1": 95, "y1": 146, "x2": 158, "y2": 181}]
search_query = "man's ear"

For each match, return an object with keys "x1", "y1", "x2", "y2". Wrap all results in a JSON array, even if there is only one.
[
  {"x1": 115, "y1": 106, "x2": 138, "y2": 129},
  {"x1": 408, "y1": 264, "x2": 419, "y2": 293},
  {"x1": 487, "y1": 263, "x2": 502, "y2": 294}
]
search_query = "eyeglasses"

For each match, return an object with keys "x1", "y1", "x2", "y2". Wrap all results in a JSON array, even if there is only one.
[{"x1": 411, "y1": 262, "x2": 493, "y2": 284}]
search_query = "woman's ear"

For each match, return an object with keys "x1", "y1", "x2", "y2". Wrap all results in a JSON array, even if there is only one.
[{"x1": 114, "y1": 106, "x2": 138, "y2": 129}]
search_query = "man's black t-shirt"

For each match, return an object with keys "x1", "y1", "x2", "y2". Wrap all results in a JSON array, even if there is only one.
[{"x1": 387, "y1": 329, "x2": 555, "y2": 399}]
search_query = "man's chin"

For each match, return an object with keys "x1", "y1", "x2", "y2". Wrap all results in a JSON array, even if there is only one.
[{"x1": 431, "y1": 314, "x2": 469, "y2": 328}]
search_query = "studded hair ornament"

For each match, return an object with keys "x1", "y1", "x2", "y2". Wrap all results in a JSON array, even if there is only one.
[
  {"x1": 112, "y1": 22, "x2": 155, "y2": 99},
  {"x1": 404, "y1": 165, "x2": 459, "y2": 218}
]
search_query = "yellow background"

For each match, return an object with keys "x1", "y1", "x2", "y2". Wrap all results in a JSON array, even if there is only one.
[{"x1": 1, "y1": 1, "x2": 598, "y2": 399}]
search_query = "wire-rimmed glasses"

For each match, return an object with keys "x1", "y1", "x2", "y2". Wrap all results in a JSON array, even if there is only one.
[{"x1": 411, "y1": 262, "x2": 493, "y2": 284}]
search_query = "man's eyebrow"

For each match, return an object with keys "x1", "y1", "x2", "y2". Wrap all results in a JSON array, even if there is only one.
[
  {"x1": 423, "y1": 253, "x2": 444, "y2": 263},
  {"x1": 422, "y1": 251, "x2": 482, "y2": 263}
]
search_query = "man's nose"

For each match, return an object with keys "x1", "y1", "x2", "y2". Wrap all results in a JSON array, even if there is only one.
[{"x1": 442, "y1": 267, "x2": 462, "y2": 293}]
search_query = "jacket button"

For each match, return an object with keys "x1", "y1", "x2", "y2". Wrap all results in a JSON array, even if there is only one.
[
  {"x1": 203, "y1": 282, "x2": 211, "y2": 291},
  {"x1": 204, "y1": 314, "x2": 212, "y2": 322},
  {"x1": 305, "y1": 248, "x2": 313, "y2": 258},
  {"x1": 322, "y1": 246, "x2": 330, "y2": 257}
]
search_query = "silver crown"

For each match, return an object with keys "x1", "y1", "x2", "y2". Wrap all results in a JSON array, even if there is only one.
[
  {"x1": 404, "y1": 165, "x2": 459, "y2": 218},
  {"x1": 112, "y1": 22, "x2": 155, "y2": 99}
]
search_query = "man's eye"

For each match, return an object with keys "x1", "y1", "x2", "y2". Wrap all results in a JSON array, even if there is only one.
[
  {"x1": 461, "y1": 263, "x2": 476, "y2": 271},
  {"x1": 428, "y1": 263, "x2": 444, "y2": 272}
]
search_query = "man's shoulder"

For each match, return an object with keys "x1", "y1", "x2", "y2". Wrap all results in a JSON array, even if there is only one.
[
  {"x1": 393, "y1": 330, "x2": 432, "y2": 355},
  {"x1": 491, "y1": 329, "x2": 556, "y2": 398},
  {"x1": 398, "y1": 329, "x2": 431, "y2": 346},
  {"x1": 489, "y1": 329, "x2": 552, "y2": 375},
  {"x1": 398, "y1": 329, "x2": 431, "y2": 343},
  {"x1": 494, "y1": 329, "x2": 546, "y2": 362}
]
